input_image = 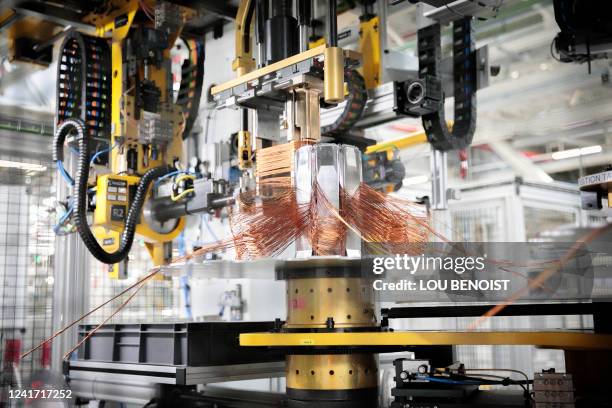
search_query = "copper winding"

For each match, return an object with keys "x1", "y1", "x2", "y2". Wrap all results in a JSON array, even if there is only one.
[
  {"x1": 341, "y1": 183, "x2": 430, "y2": 255},
  {"x1": 309, "y1": 182, "x2": 347, "y2": 255},
  {"x1": 229, "y1": 186, "x2": 310, "y2": 259},
  {"x1": 256, "y1": 141, "x2": 312, "y2": 189}
]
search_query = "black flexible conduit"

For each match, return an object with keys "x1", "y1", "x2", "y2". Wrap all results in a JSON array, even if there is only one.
[
  {"x1": 418, "y1": 17, "x2": 477, "y2": 151},
  {"x1": 53, "y1": 119, "x2": 173, "y2": 264},
  {"x1": 321, "y1": 68, "x2": 367, "y2": 136}
]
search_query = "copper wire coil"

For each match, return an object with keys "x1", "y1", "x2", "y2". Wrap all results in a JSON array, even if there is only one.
[
  {"x1": 256, "y1": 140, "x2": 314, "y2": 190},
  {"x1": 341, "y1": 183, "x2": 430, "y2": 254},
  {"x1": 225, "y1": 181, "x2": 430, "y2": 259}
]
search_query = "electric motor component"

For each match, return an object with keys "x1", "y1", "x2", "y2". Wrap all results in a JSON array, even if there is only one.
[
  {"x1": 294, "y1": 144, "x2": 362, "y2": 257},
  {"x1": 281, "y1": 145, "x2": 378, "y2": 408}
]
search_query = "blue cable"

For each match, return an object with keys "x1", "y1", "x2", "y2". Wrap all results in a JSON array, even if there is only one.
[
  {"x1": 421, "y1": 376, "x2": 483, "y2": 385},
  {"x1": 53, "y1": 205, "x2": 73, "y2": 234},
  {"x1": 90, "y1": 142, "x2": 119, "y2": 165},
  {"x1": 56, "y1": 161, "x2": 75, "y2": 186},
  {"x1": 58, "y1": 142, "x2": 119, "y2": 186}
]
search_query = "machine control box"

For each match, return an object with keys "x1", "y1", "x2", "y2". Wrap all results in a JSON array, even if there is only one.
[{"x1": 93, "y1": 174, "x2": 139, "y2": 229}]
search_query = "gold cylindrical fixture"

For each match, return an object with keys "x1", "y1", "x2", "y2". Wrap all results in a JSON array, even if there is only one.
[
  {"x1": 324, "y1": 46, "x2": 344, "y2": 104},
  {"x1": 286, "y1": 277, "x2": 375, "y2": 329},
  {"x1": 286, "y1": 354, "x2": 378, "y2": 391},
  {"x1": 282, "y1": 264, "x2": 379, "y2": 407}
]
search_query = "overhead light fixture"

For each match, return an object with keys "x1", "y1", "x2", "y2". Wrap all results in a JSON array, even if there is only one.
[
  {"x1": 402, "y1": 175, "x2": 429, "y2": 186},
  {"x1": 0, "y1": 159, "x2": 47, "y2": 172},
  {"x1": 551, "y1": 145, "x2": 602, "y2": 160},
  {"x1": 510, "y1": 70, "x2": 520, "y2": 79}
]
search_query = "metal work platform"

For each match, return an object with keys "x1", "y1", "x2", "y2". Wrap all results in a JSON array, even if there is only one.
[
  {"x1": 67, "y1": 360, "x2": 285, "y2": 386},
  {"x1": 67, "y1": 361, "x2": 285, "y2": 405}
]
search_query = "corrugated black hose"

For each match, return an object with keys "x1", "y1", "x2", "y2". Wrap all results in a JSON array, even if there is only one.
[{"x1": 54, "y1": 119, "x2": 173, "y2": 264}]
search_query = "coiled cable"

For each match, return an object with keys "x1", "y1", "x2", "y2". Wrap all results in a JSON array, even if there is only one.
[{"x1": 54, "y1": 119, "x2": 173, "y2": 264}]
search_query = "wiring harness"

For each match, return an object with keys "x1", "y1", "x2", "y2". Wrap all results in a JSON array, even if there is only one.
[{"x1": 53, "y1": 118, "x2": 174, "y2": 264}]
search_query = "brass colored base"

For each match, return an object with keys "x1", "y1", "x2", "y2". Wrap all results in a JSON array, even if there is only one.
[
  {"x1": 286, "y1": 354, "x2": 378, "y2": 391},
  {"x1": 283, "y1": 265, "x2": 379, "y2": 404},
  {"x1": 286, "y1": 277, "x2": 375, "y2": 329}
]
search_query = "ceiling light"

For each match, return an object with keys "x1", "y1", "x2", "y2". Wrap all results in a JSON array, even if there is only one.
[
  {"x1": 551, "y1": 145, "x2": 602, "y2": 160},
  {"x1": 510, "y1": 70, "x2": 520, "y2": 79},
  {"x1": 403, "y1": 175, "x2": 429, "y2": 185},
  {"x1": 0, "y1": 159, "x2": 47, "y2": 172}
]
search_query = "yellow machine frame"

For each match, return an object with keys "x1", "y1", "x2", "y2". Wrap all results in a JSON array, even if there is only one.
[{"x1": 86, "y1": 0, "x2": 190, "y2": 275}]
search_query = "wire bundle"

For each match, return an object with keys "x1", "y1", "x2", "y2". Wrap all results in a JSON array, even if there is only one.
[
  {"x1": 342, "y1": 183, "x2": 430, "y2": 254},
  {"x1": 223, "y1": 180, "x2": 431, "y2": 260},
  {"x1": 255, "y1": 140, "x2": 311, "y2": 188},
  {"x1": 229, "y1": 187, "x2": 311, "y2": 259}
]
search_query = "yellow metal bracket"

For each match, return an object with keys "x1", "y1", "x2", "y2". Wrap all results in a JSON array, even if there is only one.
[
  {"x1": 359, "y1": 15, "x2": 382, "y2": 89},
  {"x1": 232, "y1": 0, "x2": 255, "y2": 77}
]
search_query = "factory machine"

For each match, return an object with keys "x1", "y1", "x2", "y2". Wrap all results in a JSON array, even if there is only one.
[{"x1": 2, "y1": 0, "x2": 612, "y2": 407}]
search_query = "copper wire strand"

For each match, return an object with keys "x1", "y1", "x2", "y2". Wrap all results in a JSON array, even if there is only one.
[
  {"x1": 467, "y1": 223, "x2": 612, "y2": 330},
  {"x1": 22, "y1": 240, "x2": 237, "y2": 361},
  {"x1": 20, "y1": 267, "x2": 162, "y2": 360},
  {"x1": 341, "y1": 183, "x2": 430, "y2": 253},
  {"x1": 308, "y1": 182, "x2": 347, "y2": 255},
  {"x1": 313, "y1": 182, "x2": 370, "y2": 244},
  {"x1": 62, "y1": 275, "x2": 152, "y2": 360}
]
